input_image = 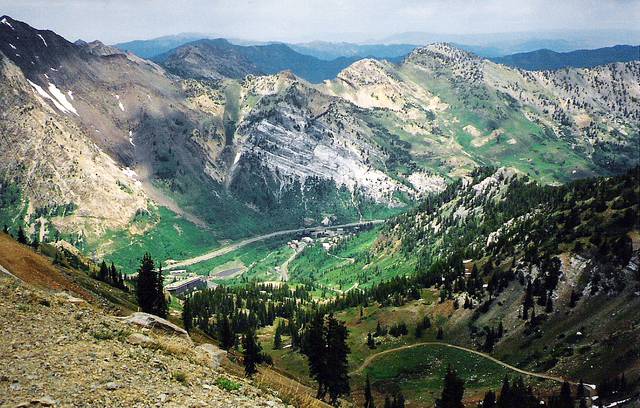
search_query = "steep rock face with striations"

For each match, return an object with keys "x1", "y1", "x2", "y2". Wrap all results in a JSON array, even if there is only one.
[{"x1": 231, "y1": 72, "x2": 425, "y2": 206}]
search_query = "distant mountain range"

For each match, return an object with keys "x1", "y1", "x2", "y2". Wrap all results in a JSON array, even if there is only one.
[
  {"x1": 287, "y1": 41, "x2": 416, "y2": 60},
  {"x1": 490, "y1": 45, "x2": 640, "y2": 70},
  {"x1": 114, "y1": 33, "x2": 219, "y2": 59},
  {"x1": 379, "y1": 29, "x2": 640, "y2": 56},
  {"x1": 153, "y1": 38, "x2": 361, "y2": 83},
  {"x1": 115, "y1": 29, "x2": 640, "y2": 60}
]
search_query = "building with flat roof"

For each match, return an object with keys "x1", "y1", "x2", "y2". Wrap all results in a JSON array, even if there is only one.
[{"x1": 165, "y1": 276, "x2": 206, "y2": 296}]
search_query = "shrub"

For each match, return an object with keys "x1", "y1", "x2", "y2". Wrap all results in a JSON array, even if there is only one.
[
  {"x1": 172, "y1": 371, "x2": 188, "y2": 384},
  {"x1": 215, "y1": 377, "x2": 241, "y2": 392}
]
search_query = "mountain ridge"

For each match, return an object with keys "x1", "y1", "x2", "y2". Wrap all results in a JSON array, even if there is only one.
[{"x1": 491, "y1": 44, "x2": 640, "y2": 70}]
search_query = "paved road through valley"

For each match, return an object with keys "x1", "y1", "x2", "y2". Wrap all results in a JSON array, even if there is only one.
[{"x1": 164, "y1": 220, "x2": 384, "y2": 270}]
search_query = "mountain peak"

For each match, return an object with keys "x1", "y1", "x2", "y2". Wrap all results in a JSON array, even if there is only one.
[
  {"x1": 408, "y1": 42, "x2": 480, "y2": 62},
  {"x1": 336, "y1": 58, "x2": 395, "y2": 87},
  {"x1": 78, "y1": 40, "x2": 125, "y2": 56}
]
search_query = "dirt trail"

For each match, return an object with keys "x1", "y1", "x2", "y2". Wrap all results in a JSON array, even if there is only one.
[
  {"x1": 350, "y1": 341, "x2": 581, "y2": 386},
  {"x1": 165, "y1": 220, "x2": 384, "y2": 269},
  {"x1": 279, "y1": 244, "x2": 305, "y2": 281}
]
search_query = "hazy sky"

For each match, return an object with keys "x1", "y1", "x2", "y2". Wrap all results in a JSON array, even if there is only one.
[{"x1": 1, "y1": 0, "x2": 639, "y2": 44}]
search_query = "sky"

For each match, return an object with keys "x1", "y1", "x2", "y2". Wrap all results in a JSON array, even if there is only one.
[{"x1": 1, "y1": 0, "x2": 639, "y2": 44}]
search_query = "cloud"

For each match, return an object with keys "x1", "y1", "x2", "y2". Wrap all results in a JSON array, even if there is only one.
[{"x1": 1, "y1": 0, "x2": 638, "y2": 44}]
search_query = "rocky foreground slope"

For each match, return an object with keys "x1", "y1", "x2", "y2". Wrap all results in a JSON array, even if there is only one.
[{"x1": 0, "y1": 271, "x2": 289, "y2": 407}]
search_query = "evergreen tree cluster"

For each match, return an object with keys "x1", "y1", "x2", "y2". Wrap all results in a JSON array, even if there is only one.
[
  {"x1": 97, "y1": 260, "x2": 127, "y2": 291},
  {"x1": 301, "y1": 313, "x2": 351, "y2": 405},
  {"x1": 383, "y1": 392, "x2": 405, "y2": 408},
  {"x1": 185, "y1": 282, "x2": 314, "y2": 345},
  {"x1": 135, "y1": 253, "x2": 168, "y2": 318}
]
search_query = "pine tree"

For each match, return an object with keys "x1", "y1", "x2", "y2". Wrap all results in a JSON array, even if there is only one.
[
  {"x1": 578, "y1": 397, "x2": 587, "y2": 408},
  {"x1": 303, "y1": 312, "x2": 328, "y2": 399},
  {"x1": 393, "y1": 392, "x2": 405, "y2": 408},
  {"x1": 375, "y1": 321, "x2": 383, "y2": 337},
  {"x1": 273, "y1": 321, "x2": 282, "y2": 350},
  {"x1": 364, "y1": 374, "x2": 375, "y2": 408},
  {"x1": 367, "y1": 332, "x2": 376, "y2": 349},
  {"x1": 437, "y1": 365, "x2": 465, "y2": 408},
  {"x1": 30, "y1": 235, "x2": 39, "y2": 250},
  {"x1": 218, "y1": 314, "x2": 235, "y2": 350},
  {"x1": 545, "y1": 292, "x2": 553, "y2": 313},
  {"x1": 110, "y1": 262, "x2": 118, "y2": 285},
  {"x1": 497, "y1": 376, "x2": 511, "y2": 408},
  {"x1": 242, "y1": 328, "x2": 261, "y2": 377},
  {"x1": 182, "y1": 297, "x2": 193, "y2": 333},
  {"x1": 98, "y1": 261, "x2": 109, "y2": 281},
  {"x1": 155, "y1": 262, "x2": 168, "y2": 318},
  {"x1": 325, "y1": 313, "x2": 350, "y2": 405},
  {"x1": 135, "y1": 253, "x2": 167, "y2": 318},
  {"x1": 481, "y1": 390, "x2": 496, "y2": 408},
  {"x1": 136, "y1": 253, "x2": 155, "y2": 313},
  {"x1": 558, "y1": 381, "x2": 573, "y2": 408},
  {"x1": 17, "y1": 226, "x2": 28, "y2": 245},
  {"x1": 415, "y1": 323, "x2": 423, "y2": 338}
]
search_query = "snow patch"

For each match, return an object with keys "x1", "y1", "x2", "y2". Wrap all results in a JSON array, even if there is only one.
[
  {"x1": 37, "y1": 33, "x2": 47, "y2": 47},
  {"x1": 48, "y1": 82, "x2": 78, "y2": 115},
  {"x1": 115, "y1": 95, "x2": 125, "y2": 111},
  {"x1": 603, "y1": 398, "x2": 631, "y2": 408},
  {"x1": 1, "y1": 17, "x2": 14, "y2": 30},
  {"x1": 122, "y1": 167, "x2": 137, "y2": 179},
  {"x1": 27, "y1": 79, "x2": 69, "y2": 114},
  {"x1": 27, "y1": 79, "x2": 78, "y2": 115},
  {"x1": 129, "y1": 130, "x2": 135, "y2": 146},
  {"x1": 8, "y1": 43, "x2": 16, "y2": 50},
  {"x1": 67, "y1": 90, "x2": 73, "y2": 100},
  {"x1": 232, "y1": 151, "x2": 242, "y2": 165}
]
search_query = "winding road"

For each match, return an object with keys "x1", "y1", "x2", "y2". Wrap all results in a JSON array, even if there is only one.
[
  {"x1": 164, "y1": 220, "x2": 384, "y2": 270},
  {"x1": 350, "y1": 341, "x2": 584, "y2": 387}
]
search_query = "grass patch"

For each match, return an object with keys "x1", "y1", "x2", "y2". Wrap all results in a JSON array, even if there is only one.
[
  {"x1": 215, "y1": 377, "x2": 242, "y2": 392},
  {"x1": 89, "y1": 206, "x2": 219, "y2": 273}
]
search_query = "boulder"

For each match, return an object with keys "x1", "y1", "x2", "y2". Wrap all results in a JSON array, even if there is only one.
[
  {"x1": 126, "y1": 333, "x2": 157, "y2": 348},
  {"x1": 121, "y1": 312, "x2": 189, "y2": 339},
  {"x1": 195, "y1": 343, "x2": 227, "y2": 369}
]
